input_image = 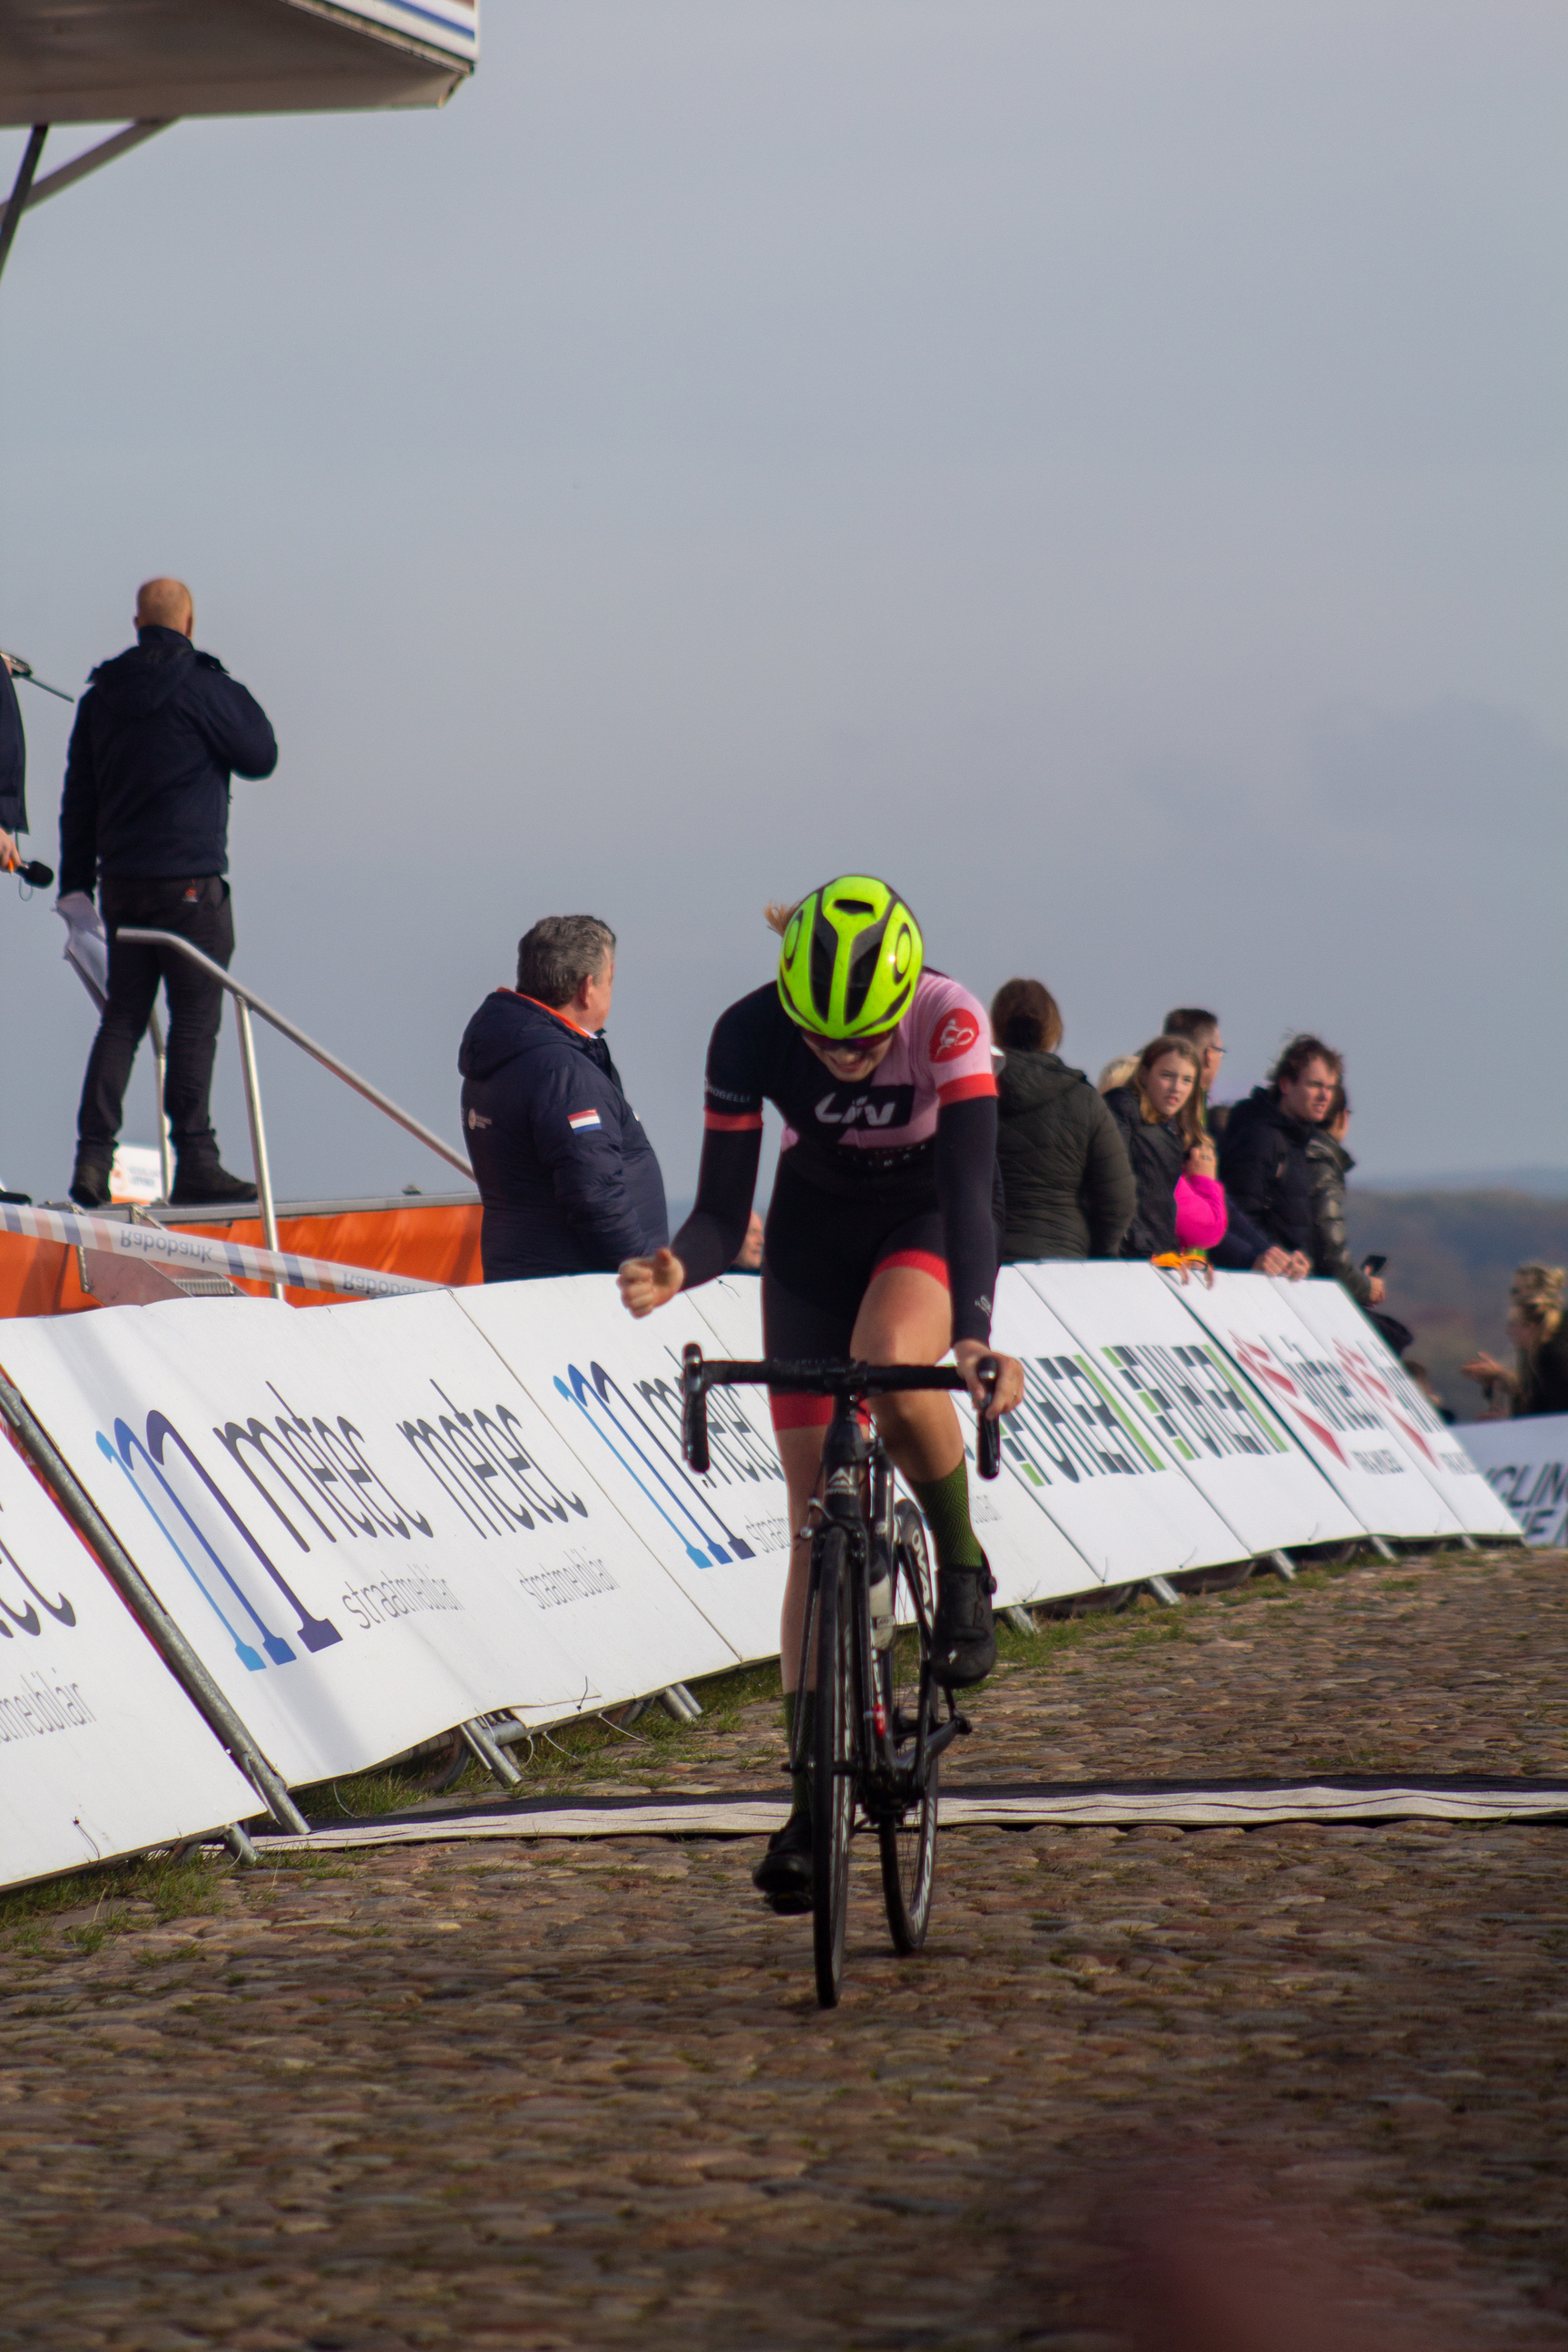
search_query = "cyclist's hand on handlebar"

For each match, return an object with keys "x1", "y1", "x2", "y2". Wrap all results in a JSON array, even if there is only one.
[
  {"x1": 953, "y1": 1339, "x2": 1024, "y2": 1417},
  {"x1": 618, "y1": 1248, "x2": 686, "y2": 1318}
]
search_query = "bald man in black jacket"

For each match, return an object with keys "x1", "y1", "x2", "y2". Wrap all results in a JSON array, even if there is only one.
[{"x1": 60, "y1": 577, "x2": 277, "y2": 1208}]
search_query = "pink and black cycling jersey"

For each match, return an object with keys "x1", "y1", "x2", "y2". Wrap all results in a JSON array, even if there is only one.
[{"x1": 671, "y1": 972, "x2": 1001, "y2": 1346}]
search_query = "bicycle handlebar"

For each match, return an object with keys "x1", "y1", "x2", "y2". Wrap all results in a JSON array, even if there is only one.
[{"x1": 680, "y1": 1346, "x2": 1004, "y2": 1481}]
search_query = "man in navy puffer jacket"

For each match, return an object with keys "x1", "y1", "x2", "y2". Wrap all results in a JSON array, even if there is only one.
[{"x1": 459, "y1": 916, "x2": 668, "y2": 1281}]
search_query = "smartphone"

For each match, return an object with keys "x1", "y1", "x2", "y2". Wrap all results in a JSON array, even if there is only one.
[{"x1": 1361, "y1": 1254, "x2": 1387, "y2": 1276}]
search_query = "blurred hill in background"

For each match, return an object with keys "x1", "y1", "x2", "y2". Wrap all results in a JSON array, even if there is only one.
[{"x1": 1346, "y1": 1184, "x2": 1568, "y2": 1419}]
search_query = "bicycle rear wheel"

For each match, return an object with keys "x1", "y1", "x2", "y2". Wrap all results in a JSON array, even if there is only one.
[
  {"x1": 811, "y1": 1524, "x2": 856, "y2": 2009},
  {"x1": 877, "y1": 1501, "x2": 939, "y2": 1954}
]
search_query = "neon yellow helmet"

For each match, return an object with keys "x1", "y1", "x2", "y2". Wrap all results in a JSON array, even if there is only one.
[{"x1": 776, "y1": 876, "x2": 924, "y2": 1040}]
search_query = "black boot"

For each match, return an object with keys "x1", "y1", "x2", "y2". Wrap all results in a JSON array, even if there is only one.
[
  {"x1": 69, "y1": 1151, "x2": 114, "y2": 1210},
  {"x1": 171, "y1": 1153, "x2": 258, "y2": 1208},
  {"x1": 931, "y1": 1556, "x2": 997, "y2": 1688},
  {"x1": 752, "y1": 1809, "x2": 814, "y2": 1914}
]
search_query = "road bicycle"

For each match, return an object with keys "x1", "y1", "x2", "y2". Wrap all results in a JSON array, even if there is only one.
[{"x1": 680, "y1": 1346, "x2": 1002, "y2": 2008}]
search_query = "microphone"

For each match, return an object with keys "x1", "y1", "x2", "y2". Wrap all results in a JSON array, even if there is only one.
[{"x1": 10, "y1": 858, "x2": 54, "y2": 887}]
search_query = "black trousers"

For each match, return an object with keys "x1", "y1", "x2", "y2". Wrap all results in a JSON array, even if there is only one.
[{"x1": 76, "y1": 876, "x2": 235, "y2": 1158}]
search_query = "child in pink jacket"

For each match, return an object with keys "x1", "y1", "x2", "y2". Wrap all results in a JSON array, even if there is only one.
[{"x1": 1174, "y1": 1135, "x2": 1229, "y2": 1255}]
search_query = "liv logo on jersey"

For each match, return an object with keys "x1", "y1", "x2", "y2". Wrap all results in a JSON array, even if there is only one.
[{"x1": 567, "y1": 1109, "x2": 603, "y2": 1134}]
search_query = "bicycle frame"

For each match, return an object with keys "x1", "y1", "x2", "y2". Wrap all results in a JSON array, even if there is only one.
[{"x1": 680, "y1": 1347, "x2": 1002, "y2": 1807}]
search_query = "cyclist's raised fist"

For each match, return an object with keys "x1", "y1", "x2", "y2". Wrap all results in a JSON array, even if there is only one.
[{"x1": 619, "y1": 1248, "x2": 685, "y2": 1318}]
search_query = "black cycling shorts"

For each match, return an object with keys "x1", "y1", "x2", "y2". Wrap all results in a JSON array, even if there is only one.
[{"x1": 761, "y1": 1158, "x2": 954, "y2": 1433}]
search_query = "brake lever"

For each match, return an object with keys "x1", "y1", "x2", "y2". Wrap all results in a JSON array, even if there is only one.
[
  {"x1": 975, "y1": 1353, "x2": 1002, "y2": 1481},
  {"x1": 681, "y1": 1341, "x2": 710, "y2": 1475}
]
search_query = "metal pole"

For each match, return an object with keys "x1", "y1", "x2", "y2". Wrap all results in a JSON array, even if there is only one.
[
  {"x1": 0, "y1": 121, "x2": 171, "y2": 228},
  {"x1": 1268, "y1": 1550, "x2": 1298, "y2": 1583},
  {"x1": 0, "y1": 126, "x2": 47, "y2": 289},
  {"x1": 116, "y1": 931, "x2": 471, "y2": 1180},
  {"x1": 148, "y1": 1006, "x2": 173, "y2": 1201},
  {"x1": 459, "y1": 1717, "x2": 522, "y2": 1788},
  {"x1": 232, "y1": 999, "x2": 284, "y2": 1301},
  {"x1": 0, "y1": 1370, "x2": 309, "y2": 1836}
]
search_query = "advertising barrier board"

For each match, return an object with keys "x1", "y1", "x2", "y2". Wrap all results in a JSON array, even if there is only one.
[
  {"x1": 0, "y1": 1424, "x2": 260, "y2": 1888},
  {"x1": 1455, "y1": 1416, "x2": 1568, "y2": 1547},
  {"x1": 456, "y1": 1278, "x2": 791, "y2": 1662},
  {"x1": 1279, "y1": 1280, "x2": 1520, "y2": 1540},
  {"x1": 1024, "y1": 1261, "x2": 1364, "y2": 1555},
  {"x1": 1171, "y1": 1274, "x2": 1463, "y2": 1540},
  {"x1": 0, "y1": 1293, "x2": 727, "y2": 1786},
  {"x1": 987, "y1": 1269, "x2": 1247, "y2": 1584}
]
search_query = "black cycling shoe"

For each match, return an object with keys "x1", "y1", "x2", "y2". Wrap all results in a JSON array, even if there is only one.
[
  {"x1": 752, "y1": 1808, "x2": 814, "y2": 1914},
  {"x1": 931, "y1": 1557, "x2": 997, "y2": 1688}
]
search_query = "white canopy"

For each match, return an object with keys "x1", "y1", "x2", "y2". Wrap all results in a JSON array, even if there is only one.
[{"x1": 0, "y1": 0, "x2": 475, "y2": 126}]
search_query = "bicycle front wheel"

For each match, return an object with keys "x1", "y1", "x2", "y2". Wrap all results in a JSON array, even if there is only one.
[
  {"x1": 811, "y1": 1524, "x2": 856, "y2": 2009},
  {"x1": 877, "y1": 1501, "x2": 939, "y2": 1953}
]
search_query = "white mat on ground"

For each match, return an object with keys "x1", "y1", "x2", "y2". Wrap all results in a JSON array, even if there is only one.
[
  {"x1": 250, "y1": 1777, "x2": 1568, "y2": 1850},
  {"x1": 1170, "y1": 1271, "x2": 1466, "y2": 1541},
  {"x1": 1022, "y1": 1262, "x2": 1364, "y2": 1555},
  {"x1": 1455, "y1": 1414, "x2": 1568, "y2": 1547},
  {"x1": 0, "y1": 1419, "x2": 260, "y2": 1888}
]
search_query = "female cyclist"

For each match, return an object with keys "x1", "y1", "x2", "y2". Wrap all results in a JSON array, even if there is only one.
[{"x1": 618, "y1": 876, "x2": 1024, "y2": 1911}]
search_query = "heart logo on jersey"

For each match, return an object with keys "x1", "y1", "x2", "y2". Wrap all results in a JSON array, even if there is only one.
[{"x1": 931, "y1": 1014, "x2": 979, "y2": 1063}]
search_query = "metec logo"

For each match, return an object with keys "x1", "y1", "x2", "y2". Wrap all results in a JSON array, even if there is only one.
[{"x1": 931, "y1": 1013, "x2": 979, "y2": 1063}]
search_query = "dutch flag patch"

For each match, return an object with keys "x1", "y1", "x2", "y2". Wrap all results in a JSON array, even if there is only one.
[{"x1": 567, "y1": 1108, "x2": 603, "y2": 1133}]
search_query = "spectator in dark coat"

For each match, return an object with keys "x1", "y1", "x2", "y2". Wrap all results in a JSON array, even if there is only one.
[
  {"x1": 991, "y1": 978, "x2": 1135, "y2": 1261},
  {"x1": 60, "y1": 577, "x2": 277, "y2": 1208},
  {"x1": 1104, "y1": 1034, "x2": 1205, "y2": 1259},
  {"x1": 1219, "y1": 1033, "x2": 1342, "y2": 1261},
  {"x1": 1304, "y1": 1085, "x2": 1387, "y2": 1308},
  {"x1": 1464, "y1": 1264, "x2": 1568, "y2": 1419},
  {"x1": 0, "y1": 654, "x2": 26, "y2": 870},
  {"x1": 459, "y1": 914, "x2": 668, "y2": 1282}
]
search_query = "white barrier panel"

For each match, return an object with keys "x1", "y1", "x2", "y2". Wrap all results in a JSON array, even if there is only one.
[
  {"x1": 0, "y1": 1425, "x2": 260, "y2": 1888},
  {"x1": 987, "y1": 1269, "x2": 1247, "y2": 1585},
  {"x1": 1022, "y1": 1262, "x2": 1365, "y2": 1555},
  {"x1": 1171, "y1": 1274, "x2": 1464, "y2": 1541},
  {"x1": 456, "y1": 1279, "x2": 791, "y2": 1662},
  {"x1": 1280, "y1": 1281, "x2": 1520, "y2": 1541},
  {"x1": 1454, "y1": 1416, "x2": 1568, "y2": 1546},
  {"x1": 300, "y1": 1290, "x2": 740, "y2": 1708},
  {"x1": 0, "y1": 1293, "x2": 733, "y2": 1787}
]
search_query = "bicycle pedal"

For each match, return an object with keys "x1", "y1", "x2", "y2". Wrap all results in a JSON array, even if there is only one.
[{"x1": 953, "y1": 1713, "x2": 973, "y2": 1736}]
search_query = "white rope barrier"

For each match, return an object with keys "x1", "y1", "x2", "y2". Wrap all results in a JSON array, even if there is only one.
[{"x1": 0, "y1": 1200, "x2": 440, "y2": 1300}]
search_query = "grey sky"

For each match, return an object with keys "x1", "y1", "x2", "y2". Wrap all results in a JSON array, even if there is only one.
[{"x1": 1, "y1": 0, "x2": 1563, "y2": 1206}]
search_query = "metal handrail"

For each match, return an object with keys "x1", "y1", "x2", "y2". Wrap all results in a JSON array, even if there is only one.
[{"x1": 117, "y1": 929, "x2": 471, "y2": 1298}]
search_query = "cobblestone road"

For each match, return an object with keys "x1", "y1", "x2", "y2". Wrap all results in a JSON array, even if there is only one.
[{"x1": 2, "y1": 1549, "x2": 1565, "y2": 2351}]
